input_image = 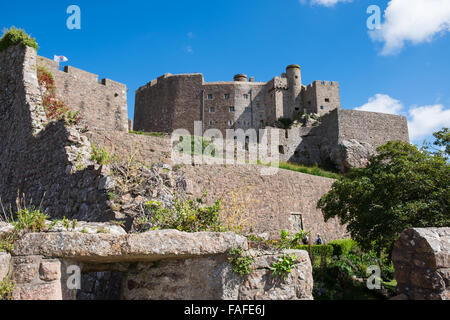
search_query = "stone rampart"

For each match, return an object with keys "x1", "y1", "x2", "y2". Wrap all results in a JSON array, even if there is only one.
[{"x1": 37, "y1": 56, "x2": 128, "y2": 132}]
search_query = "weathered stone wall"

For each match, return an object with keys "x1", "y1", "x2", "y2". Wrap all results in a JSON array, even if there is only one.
[
  {"x1": 337, "y1": 109, "x2": 409, "y2": 147},
  {"x1": 85, "y1": 131, "x2": 348, "y2": 241},
  {"x1": 393, "y1": 228, "x2": 450, "y2": 300},
  {"x1": 1, "y1": 227, "x2": 314, "y2": 300},
  {"x1": 37, "y1": 56, "x2": 128, "y2": 132},
  {"x1": 266, "y1": 108, "x2": 409, "y2": 171},
  {"x1": 182, "y1": 164, "x2": 347, "y2": 241},
  {"x1": 0, "y1": 45, "x2": 112, "y2": 221},
  {"x1": 134, "y1": 66, "x2": 342, "y2": 136},
  {"x1": 301, "y1": 81, "x2": 341, "y2": 116}
]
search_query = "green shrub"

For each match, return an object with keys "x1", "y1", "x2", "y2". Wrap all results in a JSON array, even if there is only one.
[
  {"x1": 12, "y1": 208, "x2": 48, "y2": 233},
  {"x1": 277, "y1": 229, "x2": 310, "y2": 249},
  {"x1": 90, "y1": 144, "x2": 116, "y2": 165},
  {"x1": 0, "y1": 234, "x2": 15, "y2": 253},
  {"x1": 143, "y1": 194, "x2": 224, "y2": 233},
  {"x1": 228, "y1": 247, "x2": 254, "y2": 276},
  {"x1": 0, "y1": 27, "x2": 38, "y2": 52},
  {"x1": 0, "y1": 277, "x2": 15, "y2": 300},
  {"x1": 270, "y1": 254, "x2": 297, "y2": 279},
  {"x1": 328, "y1": 239, "x2": 358, "y2": 257}
]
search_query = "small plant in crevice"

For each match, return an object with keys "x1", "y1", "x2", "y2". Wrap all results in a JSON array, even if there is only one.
[
  {"x1": 228, "y1": 247, "x2": 254, "y2": 276},
  {"x1": 90, "y1": 143, "x2": 117, "y2": 165},
  {"x1": 270, "y1": 254, "x2": 297, "y2": 280},
  {"x1": 0, "y1": 277, "x2": 16, "y2": 301},
  {"x1": 37, "y1": 66, "x2": 82, "y2": 126},
  {"x1": 11, "y1": 208, "x2": 48, "y2": 233},
  {"x1": 0, "y1": 233, "x2": 15, "y2": 253}
]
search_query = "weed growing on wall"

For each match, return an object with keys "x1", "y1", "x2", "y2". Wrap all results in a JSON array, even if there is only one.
[
  {"x1": 37, "y1": 66, "x2": 82, "y2": 125},
  {"x1": 0, "y1": 277, "x2": 16, "y2": 300},
  {"x1": 228, "y1": 247, "x2": 254, "y2": 276},
  {"x1": 90, "y1": 143, "x2": 117, "y2": 165},
  {"x1": 270, "y1": 254, "x2": 297, "y2": 280}
]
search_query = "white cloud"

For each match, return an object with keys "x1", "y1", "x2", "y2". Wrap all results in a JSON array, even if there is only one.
[
  {"x1": 370, "y1": 0, "x2": 450, "y2": 55},
  {"x1": 187, "y1": 32, "x2": 194, "y2": 39},
  {"x1": 354, "y1": 94, "x2": 403, "y2": 115},
  {"x1": 186, "y1": 45, "x2": 193, "y2": 54},
  {"x1": 407, "y1": 104, "x2": 450, "y2": 141},
  {"x1": 355, "y1": 94, "x2": 450, "y2": 142}
]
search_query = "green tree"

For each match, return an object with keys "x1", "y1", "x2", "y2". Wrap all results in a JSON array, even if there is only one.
[
  {"x1": 317, "y1": 139, "x2": 449, "y2": 259},
  {"x1": 432, "y1": 127, "x2": 449, "y2": 158}
]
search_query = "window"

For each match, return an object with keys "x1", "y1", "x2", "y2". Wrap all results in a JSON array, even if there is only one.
[
  {"x1": 209, "y1": 120, "x2": 214, "y2": 126},
  {"x1": 224, "y1": 94, "x2": 230, "y2": 100},
  {"x1": 229, "y1": 106, "x2": 235, "y2": 112},
  {"x1": 210, "y1": 107, "x2": 215, "y2": 113},
  {"x1": 207, "y1": 94, "x2": 213, "y2": 100},
  {"x1": 228, "y1": 120, "x2": 234, "y2": 126},
  {"x1": 243, "y1": 94, "x2": 249, "y2": 99},
  {"x1": 325, "y1": 98, "x2": 330, "y2": 102},
  {"x1": 308, "y1": 101, "x2": 312, "y2": 106},
  {"x1": 320, "y1": 106, "x2": 324, "y2": 110},
  {"x1": 279, "y1": 145, "x2": 285, "y2": 154}
]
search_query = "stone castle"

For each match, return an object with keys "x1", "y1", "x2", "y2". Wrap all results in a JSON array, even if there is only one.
[
  {"x1": 134, "y1": 65, "x2": 410, "y2": 171},
  {"x1": 0, "y1": 44, "x2": 448, "y2": 301}
]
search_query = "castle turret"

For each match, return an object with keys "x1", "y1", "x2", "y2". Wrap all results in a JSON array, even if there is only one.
[
  {"x1": 286, "y1": 65, "x2": 302, "y2": 116},
  {"x1": 234, "y1": 74, "x2": 248, "y2": 82}
]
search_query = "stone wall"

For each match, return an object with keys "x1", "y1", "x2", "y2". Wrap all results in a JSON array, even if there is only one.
[
  {"x1": 301, "y1": 81, "x2": 341, "y2": 115},
  {"x1": 0, "y1": 44, "x2": 112, "y2": 221},
  {"x1": 393, "y1": 228, "x2": 450, "y2": 300},
  {"x1": 337, "y1": 109, "x2": 410, "y2": 147},
  {"x1": 37, "y1": 56, "x2": 128, "y2": 132},
  {"x1": 182, "y1": 164, "x2": 347, "y2": 241},
  {"x1": 1, "y1": 227, "x2": 314, "y2": 300},
  {"x1": 85, "y1": 131, "x2": 348, "y2": 241},
  {"x1": 134, "y1": 67, "x2": 342, "y2": 136},
  {"x1": 267, "y1": 108, "x2": 409, "y2": 172}
]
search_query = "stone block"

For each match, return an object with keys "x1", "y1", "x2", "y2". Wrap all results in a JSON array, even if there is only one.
[
  {"x1": 12, "y1": 281, "x2": 63, "y2": 300},
  {"x1": 0, "y1": 252, "x2": 11, "y2": 280},
  {"x1": 39, "y1": 260, "x2": 61, "y2": 282},
  {"x1": 12, "y1": 256, "x2": 41, "y2": 284}
]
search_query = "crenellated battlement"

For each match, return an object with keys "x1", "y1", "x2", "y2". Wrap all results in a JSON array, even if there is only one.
[
  {"x1": 37, "y1": 55, "x2": 128, "y2": 132},
  {"x1": 38, "y1": 56, "x2": 126, "y2": 90}
]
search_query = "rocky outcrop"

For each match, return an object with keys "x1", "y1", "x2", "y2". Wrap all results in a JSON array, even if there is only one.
[
  {"x1": 393, "y1": 227, "x2": 450, "y2": 300},
  {"x1": 330, "y1": 139, "x2": 376, "y2": 173}
]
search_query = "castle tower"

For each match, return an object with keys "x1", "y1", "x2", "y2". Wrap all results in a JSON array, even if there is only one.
[
  {"x1": 286, "y1": 64, "x2": 302, "y2": 116},
  {"x1": 234, "y1": 74, "x2": 248, "y2": 82}
]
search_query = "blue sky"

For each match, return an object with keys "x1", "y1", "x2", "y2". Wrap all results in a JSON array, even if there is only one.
[{"x1": 1, "y1": 0, "x2": 449, "y2": 145}]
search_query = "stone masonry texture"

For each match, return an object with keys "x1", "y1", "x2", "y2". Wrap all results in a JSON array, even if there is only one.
[
  {"x1": 393, "y1": 228, "x2": 450, "y2": 300},
  {"x1": 37, "y1": 55, "x2": 128, "y2": 132},
  {"x1": 1, "y1": 226, "x2": 314, "y2": 300},
  {"x1": 133, "y1": 67, "x2": 409, "y2": 172}
]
